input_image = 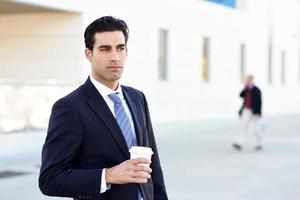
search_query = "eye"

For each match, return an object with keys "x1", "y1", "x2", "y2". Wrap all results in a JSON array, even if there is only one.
[
  {"x1": 98, "y1": 45, "x2": 111, "y2": 52},
  {"x1": 117, "y1": 46, "x2": 126, "y2": 52},
  {"x1": 100, "y1": 48, "x2": 110, "y2": 52}
]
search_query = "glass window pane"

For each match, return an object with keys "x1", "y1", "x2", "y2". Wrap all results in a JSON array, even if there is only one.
[
  {"x1": 268, "y1": 45, "x2": 273, "y2": 84},
  {"x1": 281, "y1": 51, "x2": 286, "y2": 85},
  {"x1": 202, "y1": 37, "x2": 210, "y2": 82},
  {"x1": 240, "y1": 43, "x2": 246, "y2": 82},
  {"x1": 158, "y1": 29, "x2": 168, "y2": 81}
]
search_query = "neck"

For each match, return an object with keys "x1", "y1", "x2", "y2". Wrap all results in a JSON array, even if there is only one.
[
  {"x1": 91, "y1": 74, "x2": 119, "y2": 91},
  {"x1": 246, "y1": 84, "x2": 253, "y2": 89},
  {"x1": 105, "y1": 82, "x2": 119, "y2": 91}
]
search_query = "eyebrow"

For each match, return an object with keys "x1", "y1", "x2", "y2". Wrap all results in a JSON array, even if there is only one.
[
  {"x1": 98, "y1": 45, "x2": 111, "y2": 49},
  {"x1": 117, "y1": 44, "x2": 126, "y2": 48},
  {"x1": 98, "y1": 44, "x2": 126, "y2": 49}
]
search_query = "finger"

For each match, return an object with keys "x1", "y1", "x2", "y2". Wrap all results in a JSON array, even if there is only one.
[
  {"x1": 134, "y1": 165, "x2": 152, "y2": 173},
  {"x1": 130, "y1": 177, "x2": 148, "y2": 184},
  {"x1": 130, "y1": 172, "x2": 151, "y2": 183},
  {"x1": 133, "y1": 171, "x2": 151, "y2": 179},
  {"x1": 130, "y1": 158, "x2": 151, "y2": 164}
]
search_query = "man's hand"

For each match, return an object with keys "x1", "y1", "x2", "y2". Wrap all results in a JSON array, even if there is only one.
[{"x1": 105, "y1": 158, "x2": 152, "y2": 184}]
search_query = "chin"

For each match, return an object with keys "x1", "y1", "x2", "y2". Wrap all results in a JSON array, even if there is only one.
[{"x1": 110, "y1": 76, "x2": 121, "y2": 81}]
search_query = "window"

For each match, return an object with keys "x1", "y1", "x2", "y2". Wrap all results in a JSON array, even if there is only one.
[
  {"x1": 281, "y1": 51, "x2": 286, "y2": 85},
  {"x1": 158, "y1": 29, "x2": 168, "y2": 81},
  {"x1": 202, "y1": 37, "x2": 210, "y2": 82},
  {"x1": 240, "y1": 43, "x2": 246, "y2": 82},
  {"x1": 268, "y1": 45, "x2": 273, "y2": 84}
]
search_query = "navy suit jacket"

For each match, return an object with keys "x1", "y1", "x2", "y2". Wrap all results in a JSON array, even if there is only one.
[
  {"x1": 239, "y1": 85, "x2": 262, "y2": 115},
  {"x1": 39, "y1": 78, "x2": 168, "y2": 200}
]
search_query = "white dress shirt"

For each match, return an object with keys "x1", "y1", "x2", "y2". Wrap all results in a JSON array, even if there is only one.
[{"x1": 89, "y1": 75, "x2": 137, "y2": 193}]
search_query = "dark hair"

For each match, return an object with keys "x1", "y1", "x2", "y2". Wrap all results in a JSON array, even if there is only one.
[{"x1": 84, "y1": 16, "x2": 129, "y2": 50}]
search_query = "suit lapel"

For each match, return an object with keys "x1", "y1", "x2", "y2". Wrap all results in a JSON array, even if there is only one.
[
  {"x1": 122, "y1": 86, "x2": 143, "y2": 146},
  {"x1": 83, "y1": 78, "x2": 129, "y2": 158}
]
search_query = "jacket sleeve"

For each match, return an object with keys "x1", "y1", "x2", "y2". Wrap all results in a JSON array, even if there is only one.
[
  {"x1": 142, "y1": 94, "x2": 168, "y2": 200},
  {"x1": 39, "y1": 98, "x2": 102, "y2": 199},
  {"x1": 240, "y1": 88, "x2": 246, "y2": 98},
  {"x1": 252, "y1": 87, "x2": 262, "y2": 115}
]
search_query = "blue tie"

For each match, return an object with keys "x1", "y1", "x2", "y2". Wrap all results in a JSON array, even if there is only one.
[
  {"x1": 108, "y1": 93, "x2": 142, "y2": 200},
  {"x1": 108, "y1": 93, "x2": 136, "y2": 148}
]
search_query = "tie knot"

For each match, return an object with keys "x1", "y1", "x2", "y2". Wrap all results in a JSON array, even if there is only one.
[{"x1": 108, "y1": 93, "x2": 122, "y2": 104}]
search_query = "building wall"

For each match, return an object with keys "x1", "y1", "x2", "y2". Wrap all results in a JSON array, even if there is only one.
[
  {"x1": 0, "y1": 0, "x2": 300, "y2": 132},
  {"x1": 0, "y1": 12, "x2": 84, "y2": 132},
  {"x1": 0, "y1": 12, "x2": 84, "y2": 84},
  {"x1": 117, "y1": 0, "x2": 300, "y2": 122}
]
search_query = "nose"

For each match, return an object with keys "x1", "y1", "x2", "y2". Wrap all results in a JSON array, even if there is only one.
[{"x1": 110, "y1": 50, "x2": 120, "y2": 62}]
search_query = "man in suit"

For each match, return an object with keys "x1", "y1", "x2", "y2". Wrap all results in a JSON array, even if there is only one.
[
  {"x1": 233, "y1": 75, "x2": 263, "y2": 151},
  {"x1": 39, "y1": 16, "x2": 168, "y2": 200}
]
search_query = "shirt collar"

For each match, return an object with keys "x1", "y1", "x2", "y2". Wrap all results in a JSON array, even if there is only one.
[{"x1": 89, "y1": 75, "x2": 123, "y2": 98}]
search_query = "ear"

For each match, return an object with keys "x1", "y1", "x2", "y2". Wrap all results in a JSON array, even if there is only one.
[{"x1": 85, "y1": 48, "x2": 93, "y2": 62}]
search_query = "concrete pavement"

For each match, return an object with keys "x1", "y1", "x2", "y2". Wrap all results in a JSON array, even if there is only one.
[{"x1": 0, "y1": 113, "x2": 299, "y2": 200}]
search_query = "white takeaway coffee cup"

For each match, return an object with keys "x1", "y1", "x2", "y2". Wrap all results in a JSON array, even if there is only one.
[{"x1": 129, "y1": 146, "x2": 153, "y2": 167}]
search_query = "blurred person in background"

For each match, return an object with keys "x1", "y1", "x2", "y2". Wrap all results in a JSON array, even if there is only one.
[
  {"x1": 233, "y1": 75, "x2": 263, "y2": 151},
  {"x1": 39, "y1": 16, "x2": 168, "y2": 200}
]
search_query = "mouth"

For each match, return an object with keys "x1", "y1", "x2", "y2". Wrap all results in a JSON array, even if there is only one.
[
  {"x1": 107, "y1": 66, "x2": 123, "y2": 72},
  {"x1": 107, "y1": 66, "x2": 122, "y2": 68}
]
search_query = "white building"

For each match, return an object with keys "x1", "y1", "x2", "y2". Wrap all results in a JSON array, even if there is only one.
[{"x1": 0, "y1": 0, "x2": 300, "y2": 132}]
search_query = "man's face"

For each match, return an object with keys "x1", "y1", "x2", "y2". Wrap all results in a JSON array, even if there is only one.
[
  {"x1": 85, "y1": 31, "x2": 127, "y2": 89},
  {"x1": 245, "y1": 76, "x2": 253, "y2": 87}
]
